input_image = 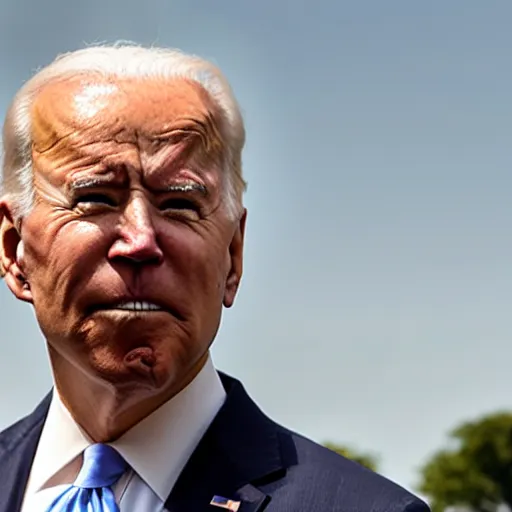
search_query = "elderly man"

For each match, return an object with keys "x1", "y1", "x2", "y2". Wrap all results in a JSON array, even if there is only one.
[{"x1": 0, "y1": 45, "x2": 429, "y2": 512}]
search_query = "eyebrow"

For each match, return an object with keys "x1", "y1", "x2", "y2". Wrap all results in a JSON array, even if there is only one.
[
  {"x1": 67, "y1": 175, "x2": 128, "y2": 193},
  {"x1": 68, "y1": 177, "x2": 209, "y2": 198},
  {"x1": 163, "y1": 182, "x2": 208, "y2": 197}
]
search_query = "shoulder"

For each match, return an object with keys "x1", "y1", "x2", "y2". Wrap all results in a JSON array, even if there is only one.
[
  {"x1": 0, "y1": 393, "x2": 50, "y2": 456},
  {"x1": 217, "y1": 373, "x2": 429, "y2": 512},
  {"x1": 272, "y1": 427, "x2": 430, "y2": 512}
]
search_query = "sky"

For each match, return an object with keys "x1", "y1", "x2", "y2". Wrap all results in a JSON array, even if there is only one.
[{"x1": 1, "y1": 0, "x2": 511, "y2": 495}]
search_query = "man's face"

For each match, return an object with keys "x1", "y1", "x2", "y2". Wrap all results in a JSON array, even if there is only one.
[{"x1": 10, "y1": 76, "x2": 245, "y2": 393}]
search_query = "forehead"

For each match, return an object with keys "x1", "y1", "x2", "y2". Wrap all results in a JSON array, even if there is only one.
[{"x1": 30, "y1": 74, "x2": 220, "y2": 155}]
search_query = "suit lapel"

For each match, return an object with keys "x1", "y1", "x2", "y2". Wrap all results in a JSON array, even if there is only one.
[
  {"x1": 0, "y1": 393, "x2": 51, "y2": 512},
  {"x1": 0, "y1": 377, "x2": 287, "y2": 512},
  {"x1": 234, "y1": 484, "x2": 271, "y2": 511},
  {"x1": 164, "y1": 374, "x2": 285, "y2": 512}
]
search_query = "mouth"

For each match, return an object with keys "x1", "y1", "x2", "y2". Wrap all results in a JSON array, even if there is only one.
[
  {"x1": 86, "y1": 297, "x2": 186, "y2": 322},
  {"x1": 89, "y1": 300, "x2": 167, "y2": 314},
  {"x1": 110, "y1": 300, "x2": 164, "y2": 312}
]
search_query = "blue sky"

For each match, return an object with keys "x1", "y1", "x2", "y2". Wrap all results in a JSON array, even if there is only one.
[{"x1": 1, "y1": 0, "x2": 511, "y2": 494}]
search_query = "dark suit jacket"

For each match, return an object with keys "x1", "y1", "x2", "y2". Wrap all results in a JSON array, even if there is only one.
[{"x1": 0, "y1": 373, "x2": 429, "y2": 511}]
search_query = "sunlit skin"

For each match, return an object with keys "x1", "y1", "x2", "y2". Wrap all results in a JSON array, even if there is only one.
[{"x1": 0, "y1": 75, "x2": 246, "y2": 442}]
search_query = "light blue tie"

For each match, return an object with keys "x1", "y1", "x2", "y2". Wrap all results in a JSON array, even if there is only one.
[{"x1": 46, "y1": 444, "x2": 127, "y2": 511}]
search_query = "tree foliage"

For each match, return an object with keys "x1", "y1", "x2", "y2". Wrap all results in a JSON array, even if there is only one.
[
  {"x1": 323, "y1": 442, "x2": 378, "y2": 472},
  {"x1": 418, "y1": 412, "x2": 512, "y2": 512}
]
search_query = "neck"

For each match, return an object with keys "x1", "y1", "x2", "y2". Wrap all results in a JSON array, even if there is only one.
[{"x1": 48, "y1": 347, "x2": 208, "y2": 442}]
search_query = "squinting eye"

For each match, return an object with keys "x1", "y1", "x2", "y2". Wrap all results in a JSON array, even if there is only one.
[
  {"x1": 76, "y1": 193, "x2": 117, "y2": 207},
  {"x1": 159, "y1": 198, "x2": 198, "y2": 211}
]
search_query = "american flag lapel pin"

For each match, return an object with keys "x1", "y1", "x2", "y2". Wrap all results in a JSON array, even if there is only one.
[{"x1": 210, "y1": 495, "x2": 241, "y2": 511}]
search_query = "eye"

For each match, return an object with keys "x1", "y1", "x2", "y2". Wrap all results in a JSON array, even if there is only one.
[
  {"x1": 75, "y1": 193, "x2": 117, "y2": 207},
  {"x1": 159, "y1": 198, "x2": 199, "y2": 211}
]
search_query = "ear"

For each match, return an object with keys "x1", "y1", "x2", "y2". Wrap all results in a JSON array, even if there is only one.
[
  {"x1": 223, "y1": 209, "x2": 247, "y2": 308},
  {"x1": 0, "y1": 202, "x2": 33, "y2": 303}
]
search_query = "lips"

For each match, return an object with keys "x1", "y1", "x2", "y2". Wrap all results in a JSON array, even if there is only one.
[
  {"x1": 111, "y1": 300, "x2": 163, "y2": 312},
  {"x1": 87, "y1": 296, "x2": 186, "y2": 321},
  {"x1": 90, "y1": 299, "x2": 164, "y2": 313}
]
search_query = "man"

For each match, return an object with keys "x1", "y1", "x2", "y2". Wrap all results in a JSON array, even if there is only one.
[{"x1": 0, "y1": 44, "x2": 429, "y2": 512}]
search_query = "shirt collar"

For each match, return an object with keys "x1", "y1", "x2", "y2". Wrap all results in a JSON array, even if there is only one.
[{"x1": 26, "y1": 354, "x2": 226, "y2": 501}]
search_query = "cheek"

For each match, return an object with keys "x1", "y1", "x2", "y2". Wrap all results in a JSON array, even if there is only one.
[
  {"x1": 26, "y1": 219, "x2": 109, "y2": 304},
  {"x1": 161, "y1": 226, "x2": 229, "y2": 301}
]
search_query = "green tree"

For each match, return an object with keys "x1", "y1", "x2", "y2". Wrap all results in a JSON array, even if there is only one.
[
  {"x1": 323, "y1": 442, "x2": 378, "y2": 472},
  {"x1": 418, "y1": 411, "x2": 512, "y2": 512}
]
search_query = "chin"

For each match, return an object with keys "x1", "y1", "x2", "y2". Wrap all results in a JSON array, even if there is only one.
[
  {"x1": 122, "y1": 344, "x2": 186, "y2": 389},
  {"x1": 87, "y1": 334, "x2": 194, "y2": 393},
  {"x1": 77, "y1": 313, "x2": 208, "y2": 393}
]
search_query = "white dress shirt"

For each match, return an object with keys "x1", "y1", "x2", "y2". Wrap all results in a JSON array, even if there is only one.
[{"x1": 21, "y1": 355, "x2": 226, "y2": 511}]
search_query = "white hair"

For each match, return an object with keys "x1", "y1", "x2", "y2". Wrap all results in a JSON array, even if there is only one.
[{"x1": 0, "y1": 44, "x2": 247, "y2": 221}]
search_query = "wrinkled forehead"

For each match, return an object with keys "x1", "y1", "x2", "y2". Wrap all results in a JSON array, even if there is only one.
[{"x1": 30, "y1": 74, "x2": 222, "y2": 154}]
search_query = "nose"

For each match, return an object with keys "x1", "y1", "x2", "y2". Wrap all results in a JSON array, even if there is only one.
[{"x1": 108, "y1": 197, "x2": 163, "y2": 266}]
